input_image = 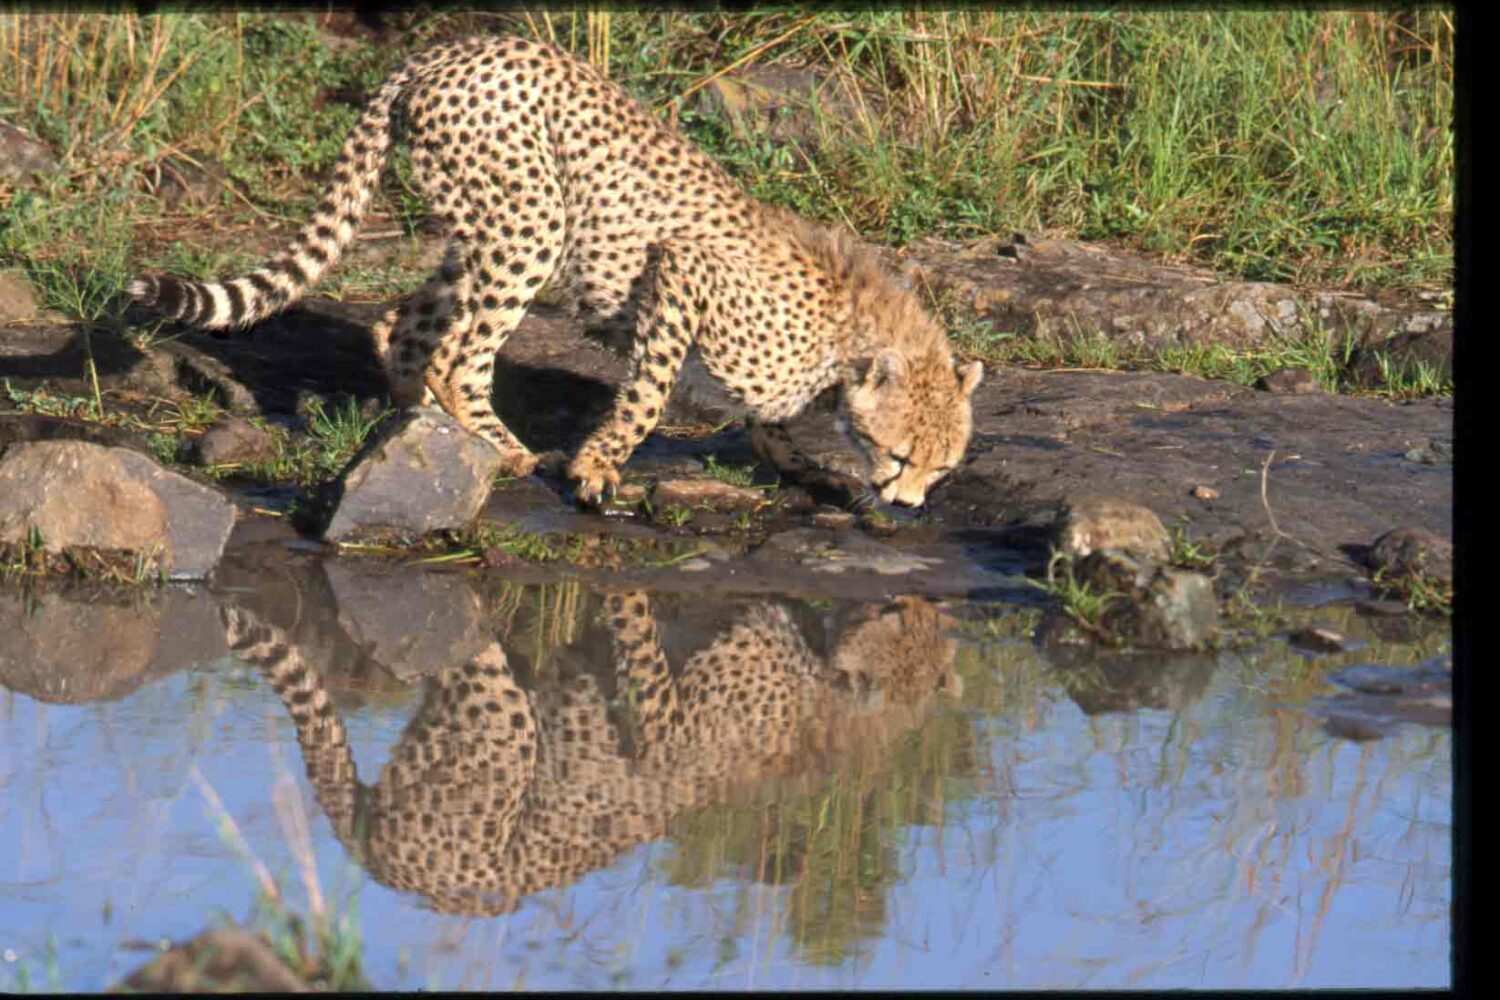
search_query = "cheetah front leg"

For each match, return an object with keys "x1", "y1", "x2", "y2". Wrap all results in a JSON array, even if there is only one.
[{"x1": 568, "y1": 243, "x2": 709, "y2": 504}]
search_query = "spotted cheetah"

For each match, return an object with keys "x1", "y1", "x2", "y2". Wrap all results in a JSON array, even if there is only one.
[
  {"x1": 221, "y1": 587, "x2": 960, "y2": 915},
  {"x1": 128, "y1": 35, "x2": 982, "y2": 507}
]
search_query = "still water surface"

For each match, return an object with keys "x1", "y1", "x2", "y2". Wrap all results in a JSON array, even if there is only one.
[{"x1": 0, "y1": 556, "x2": 1451, "y2": 990}]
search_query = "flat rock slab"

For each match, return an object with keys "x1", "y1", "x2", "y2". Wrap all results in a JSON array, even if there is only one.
[
  {"x1": 926, "y1": 369, "x2": 1451, "y2": 580},
  {"x1": 0, "y1": 440, "x2": 236, "y2": 579},
  {"x1": 898, "y1": 234, "x2": 1452, "y2": 377},
  {"x1": 323, "y1": 406, "x2": 506, "y2": 542}
]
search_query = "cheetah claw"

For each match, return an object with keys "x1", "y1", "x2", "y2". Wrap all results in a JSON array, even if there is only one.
[{"x1": 567, "y1": 454, "x2": 622, "y2": 507}]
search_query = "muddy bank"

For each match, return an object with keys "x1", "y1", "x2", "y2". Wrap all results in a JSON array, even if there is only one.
[{"x1": 0, "y1": 233, "x2": 1451, "y2": 603}]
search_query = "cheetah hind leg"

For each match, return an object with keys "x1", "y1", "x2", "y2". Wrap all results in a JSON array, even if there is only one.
[
  {"x1": 375, "y1": 275, "x2": 454, "y2": 408},
  {"x1": 422, "y1": 237, "x2": 560, "y2": 478}
]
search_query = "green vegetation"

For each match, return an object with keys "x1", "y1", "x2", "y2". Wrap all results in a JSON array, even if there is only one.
[
  {"x1": 1, "y1": 524, "x2": 165, "y2": 585},
  {"x1": 1, "y1": 10, "x2": 1451, "y2": 316},
  {"x1": 1031, "y1": 550, "x2": 1124, "y2": 639},
  {"x1": 1371, "y1": 565, "x2": 1453, "y2": 617}
]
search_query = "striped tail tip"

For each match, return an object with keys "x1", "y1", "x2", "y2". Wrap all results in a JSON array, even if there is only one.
[{"x1": 125, "y1": 274, "x2": 187, "y2": 318}]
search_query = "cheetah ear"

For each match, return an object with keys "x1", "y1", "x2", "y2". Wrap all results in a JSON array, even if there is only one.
[
  {"x1": 956, "y1": 360, "x2": 983, "y2": 397},
  {"x1": 864, "y1": 348, "x2": 909, "y2": 389}
]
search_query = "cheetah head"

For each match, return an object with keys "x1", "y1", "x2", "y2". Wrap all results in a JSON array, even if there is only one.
[{"x1": 843, "y1": 348, "x2": 983, "y2": 507}]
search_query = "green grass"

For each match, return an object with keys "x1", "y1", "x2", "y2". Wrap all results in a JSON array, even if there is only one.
[{"x1": 1031, "y1": 550, "x2": 1125, "y2": 639}]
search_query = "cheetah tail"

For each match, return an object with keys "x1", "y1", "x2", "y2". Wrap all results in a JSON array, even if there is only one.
[{"x1": 126, "y1": 64, "x2": 412, "y2": 330}]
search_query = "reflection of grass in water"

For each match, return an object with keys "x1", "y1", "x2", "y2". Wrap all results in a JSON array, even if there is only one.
[
  {"x1": 487, "y1": 579, "x2": 585, "y2": 674},
  {"x1": 659, "y1": 691, "x2": 983, "y2": 967}
]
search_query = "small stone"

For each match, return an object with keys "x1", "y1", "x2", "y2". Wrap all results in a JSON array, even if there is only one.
[
  {"x1": 1056, "y1": 495, "x2": 1171, "y2": 562},
  {"x1": 323, "y1": 407, "x2": 505, "y2": 542},
  {"x1": 1255, "y1": 368, "x2": 1322, "y2": 394},
  {"x1": 1402, "y1": 440, "x2": 1452, "y2": 465},
  {"x1": 650, "y1": 477, "x2": 767, "y2": 512},
  {"x1": 1071, "y1": 550, "x2": 1219, "y2": 650},
  {"x1": 191, "y1": 416, "x2": 278, "y2": 467},
  {"x1": 676, "y1": 557, "x2": 714, "y2": 572},
  {"x1": 1366, "y1": 526, "x2": 1452, "y2": 587},
  {"x1": 859, "y1": 510, "x2": 899, "y2": 537},
  {"x1": 0, "y1": 269, "x2": 40, "y2": 326},
  {"x1": 810, "y1": 509, "x2": 856, "y2": 530},
  {"x1": 1288, "y1": 626, "x2": 1348, "y2": 654},
  {"x1": 1190, "y1": 484, "x2": 1220, "y2": 501}
]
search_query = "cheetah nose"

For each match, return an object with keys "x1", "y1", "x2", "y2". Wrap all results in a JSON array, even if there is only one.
[{"x1": 881, "y1": 483, "x2": 926, "y2": 508}]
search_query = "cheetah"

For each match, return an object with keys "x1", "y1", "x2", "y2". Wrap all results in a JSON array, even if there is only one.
[
  {"x1": 221, "y1": 587, "x2": 961, "y2": 915},
  {"x1": 128, "y1": 35, "x2": 982, "y2": 507}
]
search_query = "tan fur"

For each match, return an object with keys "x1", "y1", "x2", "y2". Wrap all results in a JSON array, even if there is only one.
[{"x1": 128, "y1": 36, "x2": 981, "y2": 506}]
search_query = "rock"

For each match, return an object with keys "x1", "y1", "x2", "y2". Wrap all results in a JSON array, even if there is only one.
[
  {"x1": 1288, "y1": 626, "x2": 1348, "y2": 654},
  {"x1": 1365, "y1": 526, "x2": 1452, "y2": 586},
  {"x1": 900, "y1": 233, "x2": 1453, "y2": 364},
  {"x1": 1190, "y1": 485, "x2": 1220, "y2": 501},
  {"x1": 1055, "y1": 495, "x2": 1171, "y2": 562},
  {"x1": 1356, "y1": 598, "x2": 1411, "y2": 618},
  {"x1": 0, "y1": 118, "x2": 59, "y2": 187},
  {"x1": 0, "y1": 269, "x2": 40, "y2": 326},
  {"x1": 810, "y1": 509, "x2": 857, "y2": 530},
  {"x1": 1314, "y1": 656, "x2": 1451, "y2": 739},
  {"x1": 1348, "y1": 326, "x2": 1454, "y2": 385},
  {"x1": 1402, "y1": 439, "x2": 1452, "y2": 465},
  {"x1": 191, "y1": 415, "x2": 278, "y2": 467},
  {"x1": 650, "y1": 477, "x2": 769, "y2": 512},
  {"x1": 0, "y1": 441, "x2": 236, "y2": 580},
  {"x1": 1071, "y1": 550, "x2": 1219, "y2": 650},
  {"x1": 324, "y1": 562, "x2": 493, "y2": 682},
  {"x1": 323, "y1": 407, "x2": 505, "y2": 542},
  {"x1": 1255, "y1": 368, "x2": 1322, "y2": 394},
  {"x1": 115, "y1": 928, "x2": 310, "y2": 994}
]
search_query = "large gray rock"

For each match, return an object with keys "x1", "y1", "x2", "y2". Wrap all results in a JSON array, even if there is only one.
[
  {"x1": 901, "y1": 233, "x2": 1452, "y2": 372},
  {"x1": 323, "y1": 407, "x2": 507, "y2": 541},
  {"x1": 0, "y1": 440, "x2": 236, "y2": 579}
]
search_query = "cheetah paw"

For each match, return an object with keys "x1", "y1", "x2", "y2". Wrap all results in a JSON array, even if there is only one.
[
  {"x1": 495, "y1": 448, "x2": 541, "y2": 478},
  {"x1": 567, "y1": 452, "x2": 622, "y2": 506}
]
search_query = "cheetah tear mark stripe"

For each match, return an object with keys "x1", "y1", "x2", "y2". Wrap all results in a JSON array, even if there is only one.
[{"x1": 127, "y1": 58, "x2": 419, "y2": 330}]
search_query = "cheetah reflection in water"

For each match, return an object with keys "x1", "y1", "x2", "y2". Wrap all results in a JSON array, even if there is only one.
[{"x1": 222, "y1": 589, "x2": 962, "y2": 915}]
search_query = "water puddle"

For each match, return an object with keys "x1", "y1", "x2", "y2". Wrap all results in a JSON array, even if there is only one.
[{"x1": 0, "y1": 544, "x2": 1451, "y2": 990}]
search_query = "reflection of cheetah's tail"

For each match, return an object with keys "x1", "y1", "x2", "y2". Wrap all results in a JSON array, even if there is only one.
[{"x1": 127, "y1": 62, "x2": 413, "y2": 330}]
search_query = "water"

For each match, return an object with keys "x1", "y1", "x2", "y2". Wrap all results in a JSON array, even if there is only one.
[{"x1": 0, "y1": 548, "x2": 1451, "y2": 990}]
